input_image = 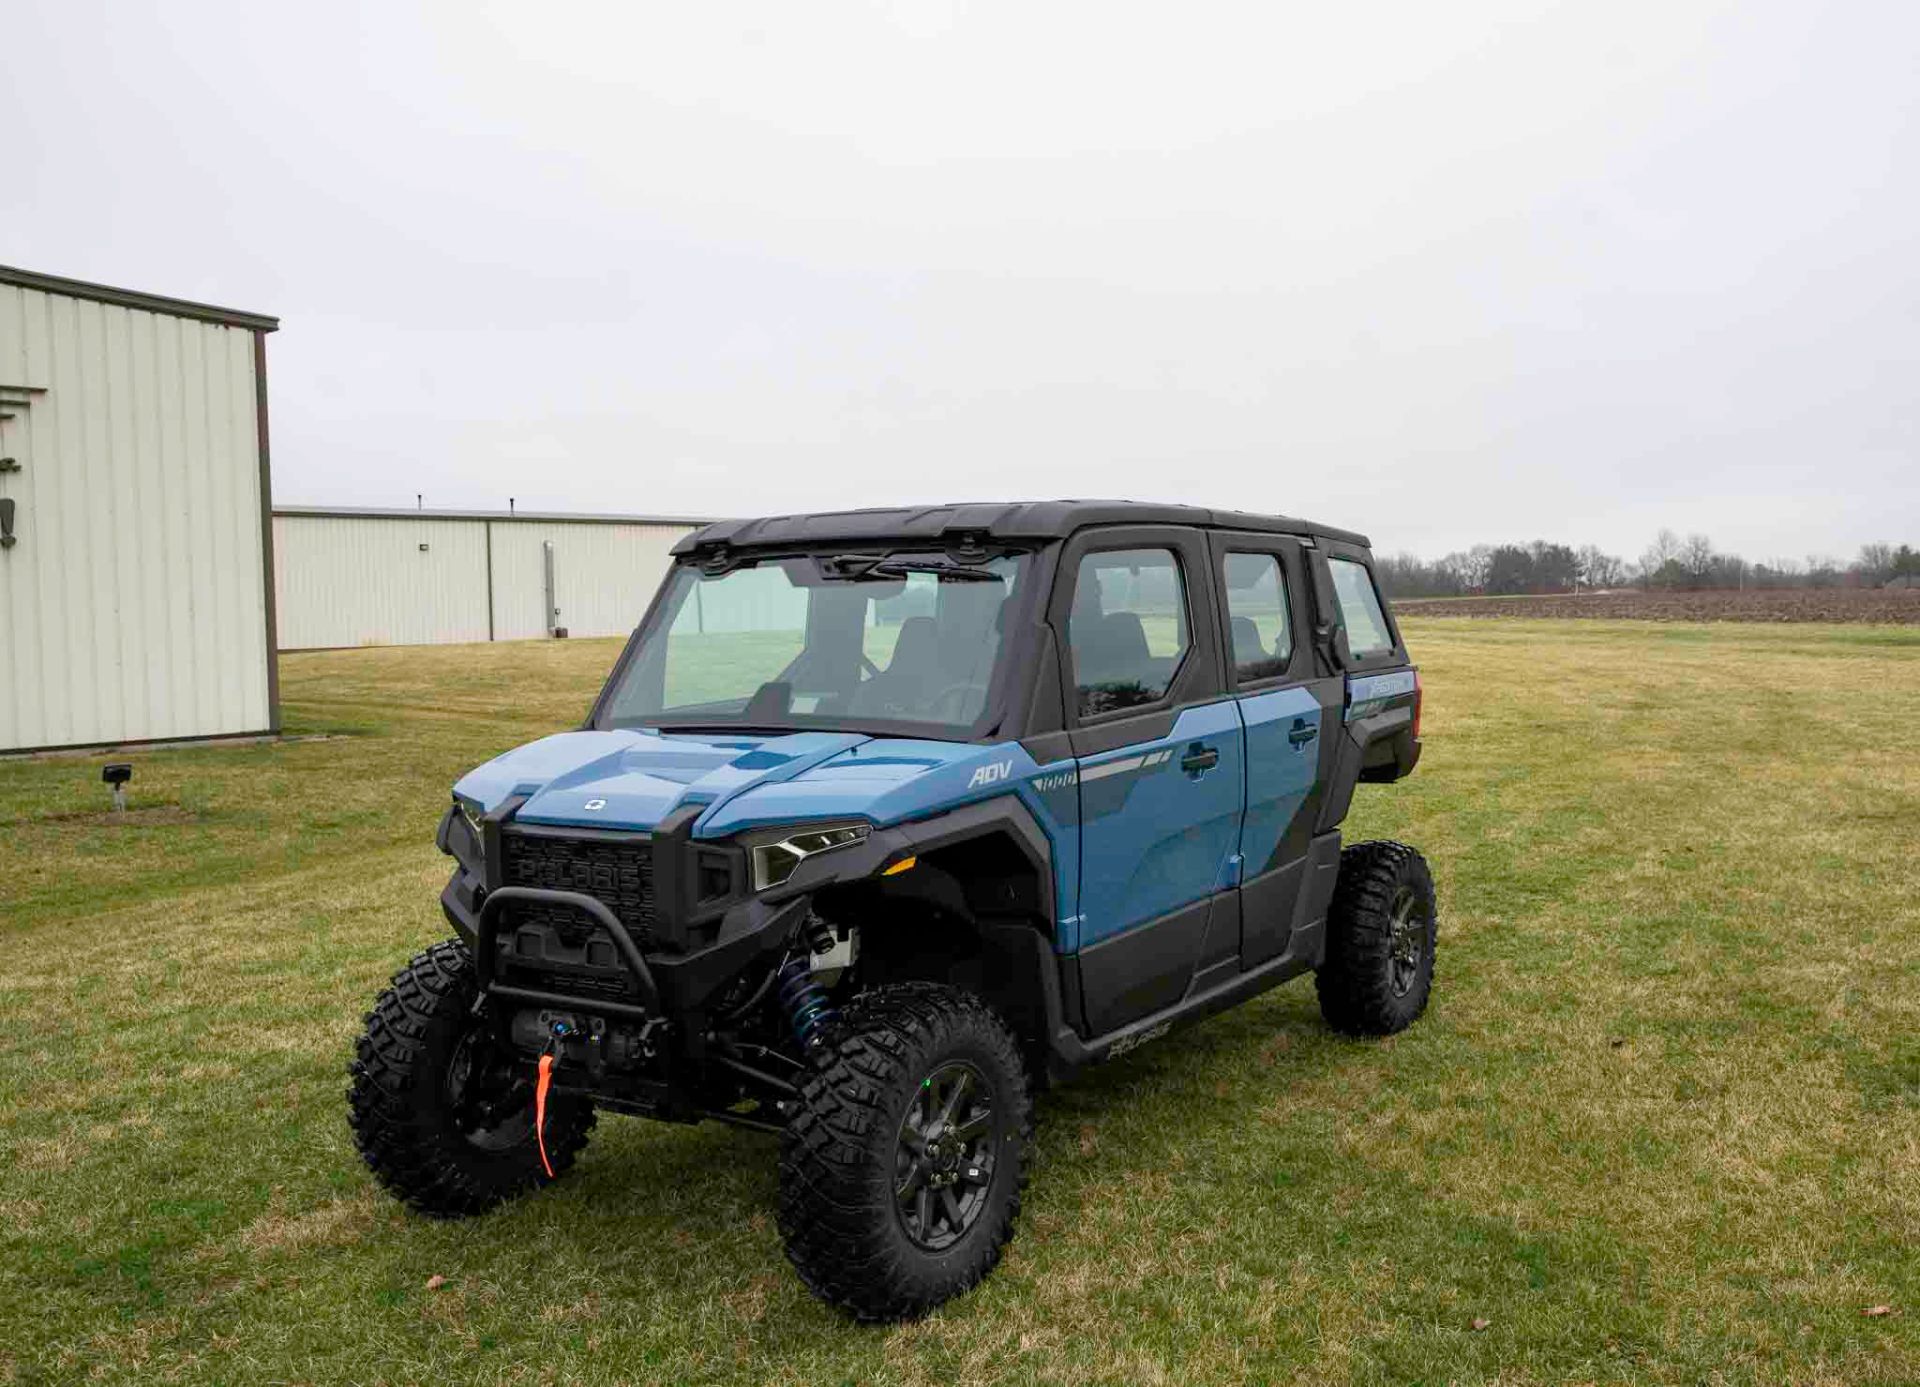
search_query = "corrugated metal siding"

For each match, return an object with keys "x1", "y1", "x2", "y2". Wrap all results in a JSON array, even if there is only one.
[
  {"x1": 487, "y1": 522, "x2": 685, "y2": 640},
  {"x1": 0, "y1": 283, "x2": 270, "y2": 751},
  {"x1": 271, "y1": 516, "x2": 693, "y2": 648},
  {"x1": 273, "y1": 515, "x2": 491, "y2": 648}
]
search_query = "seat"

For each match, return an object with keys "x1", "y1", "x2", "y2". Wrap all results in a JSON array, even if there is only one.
[
  {"x1": 742, "y1": 680, "x2": 792, "y2": 723},
  {"x1": 1231, "y1": 615, "x2": 1266, "y2": 671},
  {"x1": 849, "y1": 616, "x2": 939, "y2": 715},
  {"x1": 1073, "y1": 611, "x2": 1151, "y2": 690},
  {"x1": 885, "y1": 616, "x2": 939, "y2": 678},
  {"x1": 933, "y1": 597, "x2": 1005, "y2": 682}
]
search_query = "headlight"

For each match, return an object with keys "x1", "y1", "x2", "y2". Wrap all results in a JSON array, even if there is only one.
[
  {"x1": 456, "y1": 796, "x2": 486, "y2": 840},
  {"x1": 750, "y1": 823, "x2": 870, "y2": 891}
]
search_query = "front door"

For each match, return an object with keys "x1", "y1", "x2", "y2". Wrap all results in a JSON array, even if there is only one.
[
  {"x1": 1056, "y1": 528, "x2": 1245, "y2": 1035},
  {"x1": 1208, "y1": 532, "x2": 1341, "y2": 965}
]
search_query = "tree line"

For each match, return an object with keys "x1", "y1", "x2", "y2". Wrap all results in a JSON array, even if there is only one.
[{"x1": 1373, "y1": 532, "x2": 1920, "y2": 599}]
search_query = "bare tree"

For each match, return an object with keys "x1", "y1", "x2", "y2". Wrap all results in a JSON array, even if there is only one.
[
  {"x1": 1443, "y1": 545, "x2": 1494, "y2": 593},
  {"x1": 1641, "y1": 528, "x2": 1681, "y2": 578},
  {"x1": 1576, "y1": 544, "x2": 1625, "y2": 589},
  {"x1": 1680, "y1": 534, "x2": 1715, "y2": 584},
  {"x1": 1858, "y1": 543, "x2": 1895, "y2": 583},
  {"x1": 1373, "y1": 552, "x2": 1464, "y2": 598},
  {"x1": 1639, "y1": 530, "x2": 1684, "y2": 588},
  {"x1": 1576, "y1": 544, "x2": 1602, "y2": 589}
]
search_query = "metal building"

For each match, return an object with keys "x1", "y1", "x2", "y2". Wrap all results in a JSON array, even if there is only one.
[
  {"x1": 271, "y1": 508, "x2": 707, "y2": 649},
  {"x1": 0, "y1": 266, "x2": 279, "y2": 753}
]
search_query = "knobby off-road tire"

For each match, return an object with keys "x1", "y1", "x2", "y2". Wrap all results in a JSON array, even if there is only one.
[
  {"x1": 1316, "y1": 840, "x2": 1438, "y2": 1037},
  {"x1": 348, "y1": 939, "x2": 594, "y2": 1217},
  {"x1": 779, "y1": 982, "x2": 1033, "y2": 1322}
]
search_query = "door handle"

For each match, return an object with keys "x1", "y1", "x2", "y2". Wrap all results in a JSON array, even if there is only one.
[
  {"x1": 1180, "y1": 743, "x2": 1219, "y2": 776},
  {"x1": 0, "y1": 497, "x2": 14, "y2": 550},
  {"x1": 1287, "y1": 718, "x2": 1318, "y2": 748}
]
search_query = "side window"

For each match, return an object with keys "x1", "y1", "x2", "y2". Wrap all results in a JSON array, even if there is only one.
[
  {"x1": 1329, "y1": 557, "x2": 1395, "y2": 658},
  {"x1": 1222, "y1": 552, "x2": 1294, "y2": 682},
  {"x1": 1068, "y1": 548, "x2": 1189, "y2": 716}
]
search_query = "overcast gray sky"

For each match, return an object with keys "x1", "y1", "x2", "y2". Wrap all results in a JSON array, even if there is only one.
[{"x1": 6, "y1": 1, "x2": 1916, "y2": 561}]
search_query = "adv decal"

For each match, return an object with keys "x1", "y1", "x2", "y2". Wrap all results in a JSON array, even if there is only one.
[{"x1": 967, "y1": 759, "x2": 1015, "y2": 790}]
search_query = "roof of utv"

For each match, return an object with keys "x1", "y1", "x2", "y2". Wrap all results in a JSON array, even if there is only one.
[{"x1": 672, "y1": 501, "x2": 1369, "y2": 555}]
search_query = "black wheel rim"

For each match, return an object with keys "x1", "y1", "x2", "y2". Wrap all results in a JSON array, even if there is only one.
[
  {"x1": 1386, "y1": 884, "x2": 1425, "y2": 999},
  {"x1": 446, "y1": 1030, "x2": 535, "y2": 1152},
  {"x1": 895, "y1": 1061, "x2": 996, "y2": 1251}
]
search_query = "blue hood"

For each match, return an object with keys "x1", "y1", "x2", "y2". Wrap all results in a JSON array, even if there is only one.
[{"x1": 452, "y1": 728, "x2": 1046, "y2": 839}]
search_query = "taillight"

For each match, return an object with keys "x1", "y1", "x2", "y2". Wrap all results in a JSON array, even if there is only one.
[{"x1": 1412, "y1": 670, "x2": 1423, "y2": 740}]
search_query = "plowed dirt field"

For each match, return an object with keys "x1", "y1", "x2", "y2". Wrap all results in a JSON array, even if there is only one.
[{"x1": 1393, "y1": 587, "x2": 1920, "y2": 623}]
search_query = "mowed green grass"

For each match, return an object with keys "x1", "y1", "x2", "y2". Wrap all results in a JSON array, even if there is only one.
[{"x1": 3, "y1": 620, "x2": 1918, "y2": 1386}]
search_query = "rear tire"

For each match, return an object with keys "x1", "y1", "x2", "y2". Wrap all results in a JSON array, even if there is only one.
[
  {"x1": 348, "y1": 939, "x2": 594, "y2": 1217},
  {"x1": 778, "y1": 982, "x2": 1032, "y2": 1321},
  {"x1": 1316, "y1": 841, "x2": 1437, "y2": 1036}
]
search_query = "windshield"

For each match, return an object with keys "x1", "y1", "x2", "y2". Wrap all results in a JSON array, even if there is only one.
[{"x1": 599, "y1": 550, "x2": 1032, "y2": 737}]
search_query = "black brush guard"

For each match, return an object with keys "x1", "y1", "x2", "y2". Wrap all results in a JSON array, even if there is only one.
[
  {"x1": 448, "y1": 796, "x2": 827, "y2": 1127},
  {"x1": 474, "y1": 886, "x2": 662, "y2": 1020},
  {"x1": 474, "y1": 883, "x2": 804, "y2": 1132}
]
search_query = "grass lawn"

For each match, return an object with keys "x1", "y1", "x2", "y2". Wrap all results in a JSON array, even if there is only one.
[{"x1": 3, "y1": 619, "x2": 1918, "y2": 1385}]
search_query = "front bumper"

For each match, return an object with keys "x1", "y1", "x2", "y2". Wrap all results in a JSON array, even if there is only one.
[
  {"x1": 474, "y1": 886, "x2": 661, "y2": 1018},
  {"x1": 439, "y1": 852, "x2": 813, "y2": 1019},
  {"x1": 435, "y1": 789, "x2": 1053, "y2": 1022}
]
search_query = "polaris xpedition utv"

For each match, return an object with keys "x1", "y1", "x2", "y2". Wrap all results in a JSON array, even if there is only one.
[{"x1": 349, "y1": 501, "x2": 1433, "y2": 1320}]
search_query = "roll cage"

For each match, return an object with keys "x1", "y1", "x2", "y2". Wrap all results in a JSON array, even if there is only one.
[{"x1": 586, "y1": 508, "x2": 1408, "y2": 751}]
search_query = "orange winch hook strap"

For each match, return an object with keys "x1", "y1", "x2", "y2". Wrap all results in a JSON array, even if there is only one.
[{"x1": 534, "y1": 1052, "x2": 556, "y2": 1179}]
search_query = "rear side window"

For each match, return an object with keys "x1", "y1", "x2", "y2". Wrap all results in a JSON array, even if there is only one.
[
  {"x1": 1329, "y1": 558, "x2": 1395, "y2": 658},
  {"x1": 1068, "y1": 548, "x2": 1189, "y2": 716},
  {"x1": 1222, "y1": 552, "x2": 1294, "y2": 682}
]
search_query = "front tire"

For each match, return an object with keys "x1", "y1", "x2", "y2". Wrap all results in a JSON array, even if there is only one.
[
  {"x1": 348, "y1": 939, "x2": 594, "y2": 1217},
  {"x1": 778, "y1": 982, "x2": 1033, "y2": 1321},
  {"x1": 1316, "y1": 841, "x2": 1438, "y2": 1036}
]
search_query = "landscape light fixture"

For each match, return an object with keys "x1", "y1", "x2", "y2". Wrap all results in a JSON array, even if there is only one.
[{"x1": 101, "y1": 762, "x2": 133, "y2": 812}]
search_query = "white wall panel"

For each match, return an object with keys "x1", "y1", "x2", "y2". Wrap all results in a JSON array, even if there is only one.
[
  {"x1": 271, "y1": 514, "x2": 695, "y2": 648},
  {"x1": 0, "y1": 281, "x2": 271, "y2": 751},
  {"x1": 273, "y1": 515, "x2": 491, "y2": 648},
  {"x1": 487, "y1": 522, "x2": 685, "y2": 640}
]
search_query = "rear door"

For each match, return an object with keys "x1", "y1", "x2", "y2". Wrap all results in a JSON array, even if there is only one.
[
  {"x1": 1053, "y1": 526, "x2": 1245, "y2": 1035},
  {"x1": 1312, "y1": 541, "x2": 1421, "y2": 795},
  {"x1": 1208, "y1": 531, "x2": 1344, "y2": 966}
]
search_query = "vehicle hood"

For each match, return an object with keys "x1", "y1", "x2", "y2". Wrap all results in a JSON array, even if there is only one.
[{"x1": 452, "y1": 728, "x2": 1040, "y2": 838}]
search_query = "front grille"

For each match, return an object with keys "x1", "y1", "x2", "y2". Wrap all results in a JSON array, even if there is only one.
[{"x1": 499, "y1": 829, "x2": 657, "y2": 947}]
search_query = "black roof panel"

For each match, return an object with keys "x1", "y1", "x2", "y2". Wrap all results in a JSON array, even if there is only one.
[{"x1": 671, "y1": 500, "x2": 1369, "y2": 555}]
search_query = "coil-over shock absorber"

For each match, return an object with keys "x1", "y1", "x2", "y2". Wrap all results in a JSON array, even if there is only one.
[{"x1": 777, "y1": 916, "x2": 840, "y2": 1062}]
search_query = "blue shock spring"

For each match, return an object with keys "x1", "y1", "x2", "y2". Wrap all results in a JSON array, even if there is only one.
[{"x1": 776, "y1": 956, "x2": 838, "y2": 1057}]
